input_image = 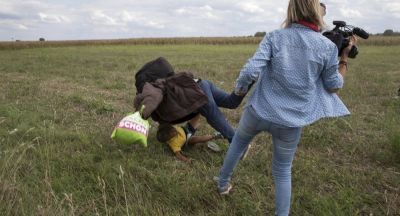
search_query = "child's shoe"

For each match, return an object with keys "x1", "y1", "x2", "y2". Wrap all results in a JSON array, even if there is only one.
[{"x1": 207, "y1": 141, "x2": 221, "y2": 152}]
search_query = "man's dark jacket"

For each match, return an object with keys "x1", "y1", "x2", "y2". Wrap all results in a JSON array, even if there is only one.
[{"x1": 134, "y1": 72, "x2": 208, "y2": 123}]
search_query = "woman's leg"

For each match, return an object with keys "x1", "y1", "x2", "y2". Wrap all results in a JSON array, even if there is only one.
[
  {"x1": 269, "y1": 125, "x2": 302, "y2": 216},
  {"x1": 218, "y1": 106, "x2": 262, "y2": 190}
]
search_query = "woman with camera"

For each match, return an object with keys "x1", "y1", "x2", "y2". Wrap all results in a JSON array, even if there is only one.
[{"x1": 216, "y1": 0, "x2": 356, "y2": 215}]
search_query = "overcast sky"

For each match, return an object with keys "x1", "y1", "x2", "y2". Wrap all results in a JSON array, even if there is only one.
[{"x1": 0, "y1": 0, "x2": 399, "y2": 41}]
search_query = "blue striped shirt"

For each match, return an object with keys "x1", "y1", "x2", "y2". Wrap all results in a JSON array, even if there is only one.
[{"x1": 236, "y1": 23, "x2": 350, "y2": 127}]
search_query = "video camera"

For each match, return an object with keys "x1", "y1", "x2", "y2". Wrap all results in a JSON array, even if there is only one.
[{"x1": 323, "y1": 21, "x2": 369, "y2": 58}]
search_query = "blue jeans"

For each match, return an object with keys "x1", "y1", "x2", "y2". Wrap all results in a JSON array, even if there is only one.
[
  {"x1": 198, "y1": 80, "x2": 244, "y2": 142},
  {"x1": 218, "y1": 106, "x2": 302, "y2": 216}
]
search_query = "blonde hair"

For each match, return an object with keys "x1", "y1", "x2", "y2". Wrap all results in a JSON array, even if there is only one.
[{"x1": 283, "y1": 0, "x2": 324, "y2": 28}]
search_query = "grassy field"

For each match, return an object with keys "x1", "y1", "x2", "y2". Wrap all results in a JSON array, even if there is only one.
[
  {"x1": 0, "y1": 43, "x2": 399, "y2": 215},
  {"x1": 1, "y1": 35, "x2": 400, "y2": 50}
]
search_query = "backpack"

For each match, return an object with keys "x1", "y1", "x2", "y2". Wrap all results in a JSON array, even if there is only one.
[
  {"x1": 111, "y1": 107, "x2": 150, "y2": 147},
  {"x1": 135, "y1": 57, "x2": 175, "y2": 94}
]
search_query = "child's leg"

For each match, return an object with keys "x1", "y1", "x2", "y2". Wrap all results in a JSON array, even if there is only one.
[
  {"x1": 183, "y1": 114, "x2": 199, "y2": 142},
  {"x1": 188, "y1": 135, "x2": 214, "y2": 145},
  {"x1": 188, "y1": 114, "x2": 201, "y2": 129}
]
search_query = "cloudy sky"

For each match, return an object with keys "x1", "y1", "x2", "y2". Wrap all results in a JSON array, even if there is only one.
[{"x1": 0, "y1": 0, "x2": 399, "y2": 41}]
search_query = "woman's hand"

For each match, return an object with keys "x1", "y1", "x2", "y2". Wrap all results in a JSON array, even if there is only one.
[
  {"x1": 234, "y1": 86, "x2": 248, "y2": 96},
  {"x1": 337, "y1": 35, "x2": 358, "y2": 78},
  {"x1": 341, "y1": 35, "x2": 358, "y2": 58}
]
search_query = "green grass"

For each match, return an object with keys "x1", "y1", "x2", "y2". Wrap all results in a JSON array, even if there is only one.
[{"x1": 0, "y1": 44, "x2": 399, "y2": 215}]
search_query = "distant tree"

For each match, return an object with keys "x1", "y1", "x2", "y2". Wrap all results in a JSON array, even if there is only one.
[
  {"x1": 39, "y1": 38, "x2": 45, "y2": 41},
  {"x1": 383, "y1": 29, "x2": 394, "y2": 36},
  {"x1": 254, "y1": 32, "x2": 266, "y2": 37},
  {"x1": 15, "y1": 40, "x2": 21, "y2": 42}
]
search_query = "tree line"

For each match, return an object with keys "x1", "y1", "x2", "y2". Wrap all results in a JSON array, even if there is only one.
[
  {"x1": 254, "y1": 29, "x2": 400, "y2": 37},
  {"x1": 378, "y1": 29, "x2": 400, "y2": 36}
]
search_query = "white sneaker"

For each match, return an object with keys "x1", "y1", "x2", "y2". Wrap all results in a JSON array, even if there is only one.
[{"x1": 207, "y1": 141, "x2": 221, "y2": 152}]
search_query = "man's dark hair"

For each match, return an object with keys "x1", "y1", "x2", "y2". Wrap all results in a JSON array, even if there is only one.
[{"x1": 135, "y1": 57, "x2": 175, "y2": 94}]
